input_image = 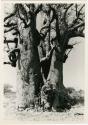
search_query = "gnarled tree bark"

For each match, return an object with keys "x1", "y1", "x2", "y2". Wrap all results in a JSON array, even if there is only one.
[{"x1": 16, "y1": 5, "x2": 43, "y2": 110}]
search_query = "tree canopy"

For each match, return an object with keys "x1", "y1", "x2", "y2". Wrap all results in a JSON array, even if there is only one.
[{"x1": 4, "y1": 4, "x2": 85, "y2": 55}]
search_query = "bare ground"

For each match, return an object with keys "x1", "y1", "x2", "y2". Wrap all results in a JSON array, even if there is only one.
[{"x1": 3, "y1": 85, "x2": 84, "y2": 123}]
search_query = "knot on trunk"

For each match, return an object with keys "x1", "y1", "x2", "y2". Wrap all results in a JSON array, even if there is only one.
[{"x1": 8, "y1": 48, "x2": 20, "y2": 67}]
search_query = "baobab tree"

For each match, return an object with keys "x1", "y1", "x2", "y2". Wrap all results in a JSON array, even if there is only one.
[{"x1": 4, "y1": 3, "x2": 85, "y2": 111}]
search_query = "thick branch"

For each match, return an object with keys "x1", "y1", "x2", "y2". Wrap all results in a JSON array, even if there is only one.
[
  {"x1": 62, "y1": 24, "x2": 84, "y2": 53},
  {"x1": 70, "y1": 31, "x2": 84, "y2": 38}
]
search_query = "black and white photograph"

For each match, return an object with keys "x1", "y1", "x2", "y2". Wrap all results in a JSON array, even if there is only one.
[{"x1": 1, "y1": 1, "x2": 86, "y2": 123}]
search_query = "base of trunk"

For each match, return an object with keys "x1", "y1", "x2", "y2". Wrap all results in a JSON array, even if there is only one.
[
  {"x1": 52, "y1": 88, "x2": 72, "y2": 112},
  {"x1": 40, "y1": 83, "x2": 72, "y2": 112},
  {"x1": 16, "y1": 70, "x2": 41, "y2": 111},
  {"x1": 16, "y1": 81, "x2": 35, "y2": 111}
]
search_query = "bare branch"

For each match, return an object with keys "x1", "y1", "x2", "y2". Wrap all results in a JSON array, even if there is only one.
[
  {"x1": 4, "y1": 37, "x2": 18, "y2": 44},
  {"x1": 12, "y1": 30, "x2": 19, "y2": 35},
  {"x1": 4, "y1": 25, "x2": 17, "y2": 33},
  {"x1": 23, "y1": 4, "x2": 30, "y2": 13},
  {"x1": 17, "y1": 4, "x2": 35, "y2": 27},
  {"x1": 4, "y1": 13, "x2": 16, "y2": 22},
  {"x1": 78, "y1": 4, "x2": 85, "y2": 14},
  {"x1": 4, "y1": 22, "x2": 17, "y2": 27},
  {"x1": 35, "y1": 4, "x2": 42, "y2": 15},
  {"x1": 70, "y1": 31, "x2": 84, "y2": 38},
  {"x1": 75, "y1": 4, "x2": 78, "y2": 17},
  {"x1": 63, "y1": 4, "x2": 73, "y2": 28},
  {"x1": 69, "y1": 22, "x2": 85, "y2": 31},
  {"x1": 17, "y1": 4, "x2": 28, "y2": 27},
  {"x1": 69, "y1": 4, "x2": 85, "y2": 28},
  {"x1": 75, "y1": 4, "x2": 85, "y2": 18},
  {"x1": 4, "y1": 5, "x2": 17, "y2": 22}
]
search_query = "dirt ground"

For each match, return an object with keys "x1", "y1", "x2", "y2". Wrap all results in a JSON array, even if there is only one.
[{"x1": 3, "y1": 86, "x2": 84, "y2": 123}]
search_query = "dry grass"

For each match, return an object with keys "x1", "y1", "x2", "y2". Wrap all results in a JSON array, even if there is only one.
[{"x1": 3, "y1": 84, "x2": 84, "y2": 122}]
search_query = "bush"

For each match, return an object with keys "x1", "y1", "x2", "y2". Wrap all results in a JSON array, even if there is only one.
[{"x1": 67, "y1": 87, "x2": 84, "y2": 105}]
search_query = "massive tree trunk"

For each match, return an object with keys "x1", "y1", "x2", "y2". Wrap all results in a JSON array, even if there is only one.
[
  {"x1": 47, "y1": 50, "x2": 63, "y2": 89},
  {"x1": 16, "y1": 15, "x2": 43, "y2": 110},
  {"x1": 47, "y1": 49, "x2": 64, "y2": 110}
]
